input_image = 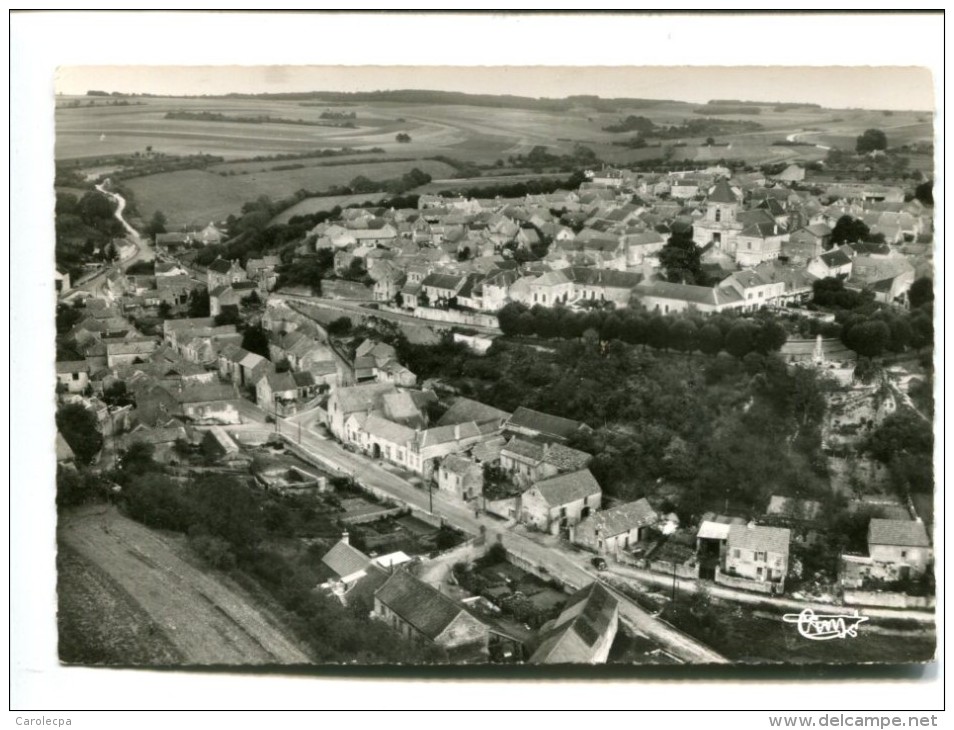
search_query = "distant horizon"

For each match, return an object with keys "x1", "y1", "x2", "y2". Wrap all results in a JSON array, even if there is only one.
[{"x1": 53, "y1": 66, "x2": 936, "y2": 113}]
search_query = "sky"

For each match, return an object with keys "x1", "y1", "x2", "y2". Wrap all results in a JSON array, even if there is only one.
[{"x1": 54, "y1": 65, "x2": 935, "y2": 112}]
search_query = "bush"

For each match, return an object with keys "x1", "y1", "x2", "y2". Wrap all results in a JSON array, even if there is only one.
[{"x1": 189, "y1": 533, "x2": 237, "y2": 570}]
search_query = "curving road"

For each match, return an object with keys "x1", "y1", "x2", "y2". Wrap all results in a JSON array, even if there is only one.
[
  {"x1": 232, "y1": 416, "x2": 727, "y2": 665},
  {"x1": 68, "y1": 185, "x2": 155, "y2": 300}
]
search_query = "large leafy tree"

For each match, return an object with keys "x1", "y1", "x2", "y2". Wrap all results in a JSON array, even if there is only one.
[
  {"x1": 658, "y1": 227, "x2": 705, "y2": 284},
  {"x1": 855, "y1": 128, "x2": 888, "y2": 154},
  {"x1": 908, "y1": 277, "x2": 934, "y2": 309},
  {"x1": 56, "y1": 403, "x2": 103, "y2": 465},
  {"x1": 830, "y1": 215, "x2": 871, "y2": 246}
]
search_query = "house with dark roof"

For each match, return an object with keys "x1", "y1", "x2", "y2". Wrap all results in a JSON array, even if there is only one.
[
  {"x1": 529, "y1": 582, "x2": 619, "y2": 664},
  {"x1": 374, "y1": 570, "x2": 489, "y2": 659},
  {"x1": 867, "y1": 519, "x2": 932, "y2": 581},
  {"x1": 718, "y1": 524, "x2": 791, "y2": 593},
  {"x1": 520, "y1": 469, "x2": 602, "y2": 534},
  {"x1": 56, "y1": 360, "x2": 91, "y2": 393},
  {"x1": 437, "y1": 397, "x2": 511, "y2": 429},
  {"x1": 319, "y1": 533, "x2": 391, "y2": 607},
  {"x1": 506, "y1": 406, "x2": 587, "y2": 444},
  {"x1": 206, "y1": 258, "x2": 247, "y2": 291},
  {"x1": 421, "y1": 271, "x2": 467, "y2": 305},
  {"x1": 573, "y1": 498, "x2": 660, "y2": 554},
  {"x1": 807, "y1": 245, "x2": 855, "y2": 280},
  {"x1": 500, "y1": 436, "x2": 592, "y2": 486}
]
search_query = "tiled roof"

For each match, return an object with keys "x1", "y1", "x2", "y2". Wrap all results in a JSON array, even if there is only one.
[
  {"x1": 530, "y1": 469, "x2": 601, "y2": 507},
  {"x1": 529, "y1": 582, "x2": 618, "y2": 664},
  {"x1": 334, "y1": 382, "x2": 397, "y2": 415},
  {"x1": 508, "y1": 406, "x2": 583, "y2": 440},
  {"x1": 363, "y1": 414, "x2": 416, "y2": 445},
  {"x1": 708, "y1": 180, "x2": 739, "y2": 204},
  {"x1": 727, "y1": 524, "x2": 791, "y2": 555},
  {"x1": 578, "y1": 498, "x2": 657, "y2": 538},
  {"x1": 868, "y1": 519, "x2": 930, "y2": 548},
  {"x1": 819, "y1": 248, "x2": 853, "y2": 268},
  {"x1": 375, "y1": 570, "x2": 475, "y2": 640},
  {"x1": 437, "y1": 397, "x2": 511, "y2": 427},
  {"x1": 322, "y1": 539, "x2": 372, "y2": 580}
]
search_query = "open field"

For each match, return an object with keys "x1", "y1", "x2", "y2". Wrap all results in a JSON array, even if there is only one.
[
  {"x1": 123, "y1": 158, "x2": 456, "y2": 226},
  {"x1": 58, "y1": 95, "x2": 933, "y2": 227},
  {"x1": 57, "y1": 543, "x2": 183, "y2": 665},
  {"x1": 58, "y1": 505, "x2": 312, "y2": 665}
]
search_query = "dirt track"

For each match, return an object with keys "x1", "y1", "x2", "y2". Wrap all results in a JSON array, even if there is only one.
[{"x1": 59, "y1": 506, "x2": 312, "y2": 665}]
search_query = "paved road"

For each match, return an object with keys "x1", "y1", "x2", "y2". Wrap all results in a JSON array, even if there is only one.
[
  {"x1": 244, "y1": 416, "x2": 728, "y2": 665},
  {"x1": 67, "y1": 185, "x2": 155, "y2": 300}
]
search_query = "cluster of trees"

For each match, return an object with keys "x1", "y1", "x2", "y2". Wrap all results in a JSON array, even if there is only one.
[
  {"x1": 829, "y1": 215, "x2": 882, "y2": 247},
  {"x1": 59, "y1": 445, "x2": 445, "y2": 663},
  {"x1": 602, "y1": 115, "x2": 656, "y2": 134},
  {"x1": 837, "y1": 301, "x2": 933, "y2": 358},
  {"x1": 855, "y1": 128, "x2": 888, "y2": 154},
  {"x1": 812, "y1": 277, "x2": 875, "y2": 310},
  {"x1": 497, "y1": 302, "x2": 787, "y2": 359},
  {"x1": 347, "y1": 166, "x2": 432, "y2": 196},
  {"x1": 396, "y1": 333, "x2": 827, "y2": 515},
  {"x1": 394, "y1": 132, "x2": 412, "y2": 143},
  {"x1": 864, "y1": 410, "x2": 933, "y2": 494},
  {"x1": 55, "y1": 191, "x2": 124, "y2": 279},
  {"x1": 164, "y1": 110, "x2": 356, "y2": 128},
  {"x1": 504, "y1": 145, "x2": 598, "y2": 171}
]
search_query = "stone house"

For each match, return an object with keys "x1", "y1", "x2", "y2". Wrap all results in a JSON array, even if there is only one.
[
  {"x1": 374, "y1": 570, "x2": 489, "y2": 659},
  {"x1": 572, "y1": 498, "x2": 660, "y2": 554},
  {"x1": 437, "y1": 454, "x2": 484, "y2": 501},
  {"x1": 867, "y1": 519, "x2": 933, "y2": 581},
  {"x1": 206, "y1": 258, "x2": 247, "y2": 291},
  {"x1": 529, "y1": 582, "x2": 619, "y2": 664},
  {"x1": 56, "y1": 360, "x2": 91, "y2": 393},
  {"x1": 520, "y1": 469, "x2": 602, "y2": 534},
  {"x1": 499, "y1": 436, "x2": 592, "y2": 487},
  {"x1": 720, "y1": 524, "x2": 791, "y2": 591}
]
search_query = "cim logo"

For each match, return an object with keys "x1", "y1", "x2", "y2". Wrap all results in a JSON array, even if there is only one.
[{"x1": 782, "y1": 608, "x2": 869, "y2": 641}]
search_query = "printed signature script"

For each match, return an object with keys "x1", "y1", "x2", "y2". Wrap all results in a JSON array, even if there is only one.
[{"x1": 782, "y1": 608, "x2": 869, "y2": 640}]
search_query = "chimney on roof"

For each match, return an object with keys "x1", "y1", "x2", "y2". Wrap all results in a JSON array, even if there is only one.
[
  {"x1": 341, "y1": 530, "x2": 350, "y2": 545},
  {"x1": 454, "y1": 425, "x2": 460, "y2": 440}
]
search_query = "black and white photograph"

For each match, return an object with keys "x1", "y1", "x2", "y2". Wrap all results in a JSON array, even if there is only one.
[{"x1": 11, "y1": 9, "x2": 944, "y2": 718}]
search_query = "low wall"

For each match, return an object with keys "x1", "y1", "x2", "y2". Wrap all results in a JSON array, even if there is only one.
[
  {"x1": 381, "y1": 304, "x2": 499, "y2": 330},
  {"x1": 428, "y1": 537, "x2": 486, "y2": 565},
  {"x1": 843, "y1": 590, "x2": 936, "y2": 610},
  {"x1": 408, "y1": 506, "x2": 444, "y2": 529},
  {"x1": 340, "y1": 506, "x2": 404, "y2": 525},
  {"x1": 648, "y1": 559, "x2": 700, "y2": 580},
  {"x1": 714, "y1": 567, "x2": 781, "y2": 595}
]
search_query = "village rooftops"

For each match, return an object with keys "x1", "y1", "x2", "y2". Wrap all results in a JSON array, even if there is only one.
[
  {"x1": 334, "y1": 382, "x2": 398, "y2": 415},
  {"x1": 529, "y1": 582, "x2": 618, "y2": 664},
  {"x1": 323, "y1": 538, "x2": 373, "y2": 581},
  {"x1": 634, "y1": 281, "x2": 743, "y2": 307},
  {"x1": 726, "y1": 524, "x2": 791, "y2": 555},
  {"x1": 530, "y1": 469, "x2": 601, "y2": 507},
  {"x1": 507, "y1": 406, "x2": 585, "y2": 441},
  {"x1": 375, "y1": 570, "x2": 478, "y2": 641},
  {"x1": 579, "y1": 498, "x2": 658, "y2": 538},
  {"x1": 868, "y1": 519, "x2": 931, "y2": 548},
  {"x1": 437, "y1": 397, "x2": 511, "y2": 427},
  {"x1": 707, "y1": 180, "x2": 739, "y2": 204},
  {"x1": 818, "y1": 247, "x2": 853, "y2": 268}
]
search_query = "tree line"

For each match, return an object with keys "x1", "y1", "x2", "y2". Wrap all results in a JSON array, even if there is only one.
[{"x1": 496, "y1": 301, "x2": 788, "y2": 359}]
